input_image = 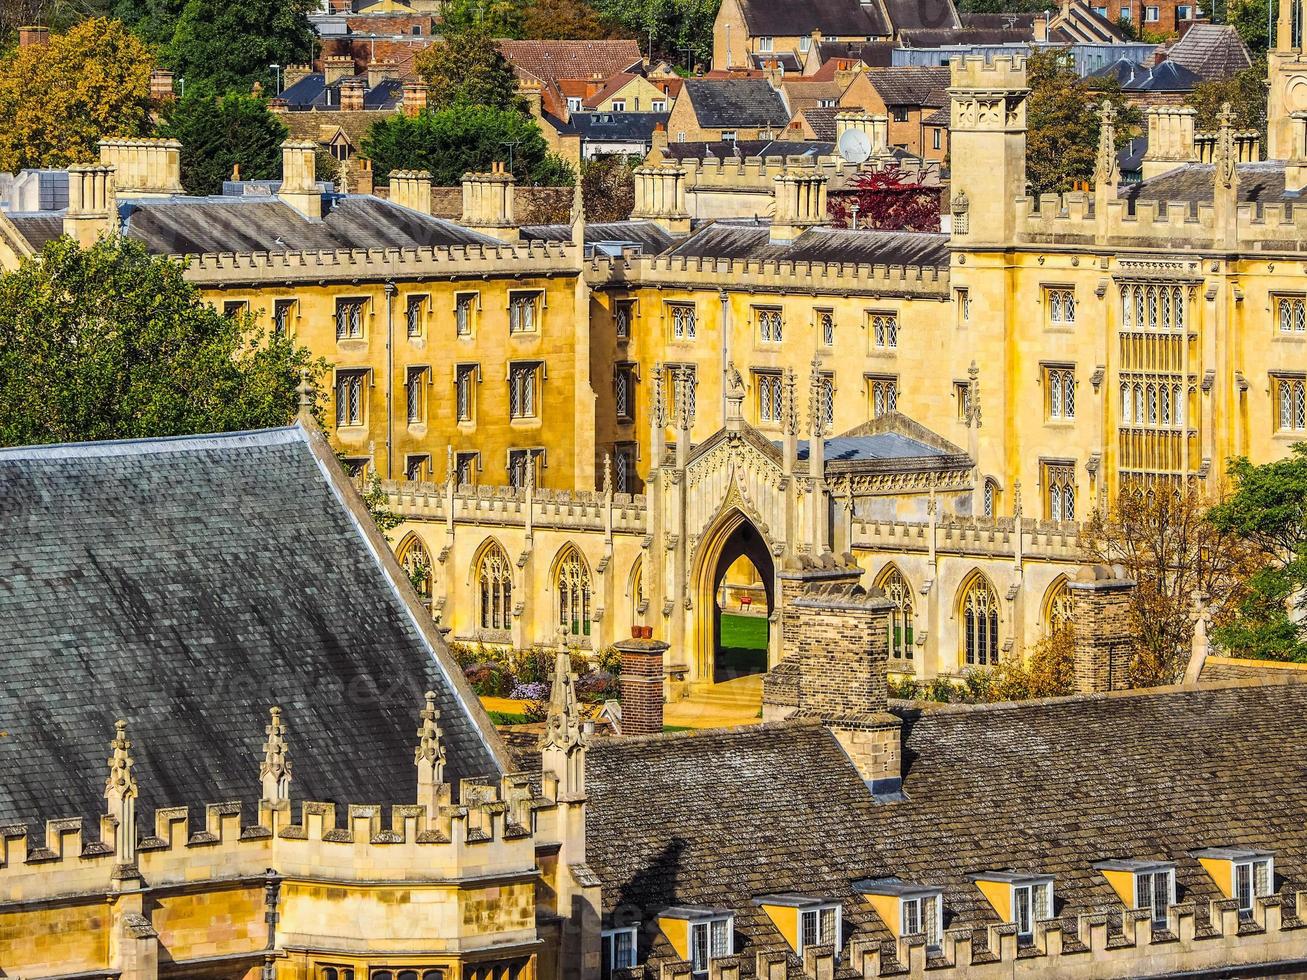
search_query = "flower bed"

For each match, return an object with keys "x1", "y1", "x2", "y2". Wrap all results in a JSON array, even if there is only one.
[{"x1": 451, "y1": 642, "x2": 620, "y2": 706}]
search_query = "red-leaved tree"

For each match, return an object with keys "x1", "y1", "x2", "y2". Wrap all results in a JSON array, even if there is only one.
[{"x1": 827, "y1": 168, "x2": 941, "y2": 233}]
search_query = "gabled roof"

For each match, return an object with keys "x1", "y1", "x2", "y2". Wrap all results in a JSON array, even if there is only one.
[
  {"x1": 0, "y1": 425, "x2": 508, "y2": 828},
  {"x1": 737, "y1": 0, "x2": 890, "y2": 40},
  {"x1": 881, "y1": 0, "x2": 961, "y2": 33},
  {"x1": 582, "y1": 72, "x2": 640, "y2": 108},
  {"x1": 814, "y1": 40, "x2": 895, "y2": 68},
  {"x1": 864, "y1": 65, "x2": 951, "y2": 106},
  {"x1": 498, "y1": 39, "x2": 643, "y2": 89},
  {"x1": 794, "y1": 105, "x2": 841, "y2": 140},
  {"x1": 682, "y1": 78, "x2": 790, "y2": 128},
  {"x1": 1091, "y1": 56, "x2": 1203, "y2": 92},
  {"x1": 1167, "y1": 23, "x2": 1254, "y2": 81},
  {"x1": 1050, "y1": 0, "x2": 1131, "y2": 42}
]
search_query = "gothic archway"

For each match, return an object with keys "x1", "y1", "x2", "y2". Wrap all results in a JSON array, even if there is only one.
[{"x1": 689, "y1": 508, "x2": 776, "y2": 684}]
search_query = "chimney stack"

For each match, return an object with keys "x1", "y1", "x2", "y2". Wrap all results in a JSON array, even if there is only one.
[
  {"x1": 402, "y1": 80, "x2": 429, "y2": 116},
  {"x1": 279, "y1": 140, "x2": 322, "y2": 219},
  {"x1": 284, "y1": 64, "x2": 313, "y2": 89},
  {"x1": 323, "y1": 55, "x2": 356, "y2": 87},
  {"x1": 98, "y1": 138, "x2": 183, "y2": 198},
  {"x1": 367, "y1": 59, "x2": 399, "y2": 89},
  {"x1": 1069, "y1": 564, "x2": 1137, "y2": 693},
  {"x1": 18, "y1": 26, "x2": 49, "y2": 48},
  {"x1": 614, "y1": 635, "x2": 669, "y2": 736},
  {"x1": 770, "y1": 167, "x2": 829, "y2": 244},
  {"x1": 630, "y1": 163, "x2": 691, "y2": 233},
  {"x1": 460, "y1": 162, "x2": 518, "y2": 241},
  {"x1": 339, "y1": 77, "x2": 366, "y2": 111},
  {"x1": 1032, "y1": 12, "x2": 1048, "y2": 41},
  {"x1": 389, "y1": 169, "x2": 433, "y2": 214},
  {"x1": 1141, "y1": 106, "x2": 1198, "y2": 179},
  {"x1": 149, "y1": 69, "x2": 176, "y2": 102},
  {"x1": 63, "y1": 165, "x2": 118, "y2": 246}
]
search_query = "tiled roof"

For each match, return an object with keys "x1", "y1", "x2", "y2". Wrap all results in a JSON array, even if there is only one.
[
  {"x1": 796, "y1": 105, "x2": 840, "y2": 140},
  {"x1": 585, "y1": 682, "x2": 1307, "y2": 958},
  {"x1": 780, "y1": 79, "x2": 845, "y2": 115},
  {"x1": 669, "y1": 224, "x2": 949, "y2": 266},
  {"x1": 518, "y1": 219, "x2": 680, "y2": 253},
  {"x1": 864, "y1": 66, "x2": 951, "y2": 106},
  {"x1": 551, "y1": 111, "x2": 670, "y2": 142},
  {"x1": 0, "y1": 426, "x2": 506, "y2": 829},
  {"x1": 738, "y1": 0, "x2": 890, "y2": 40},
  {"x1": 814, "y1": 41, "x2": 895, "y2": 69},
  {"x1": 499, "y1": 39, "x2": 643, "y2": 88},
  {"x1": 1167, "y1": 23, "x2": 1254, "y2": 81},
  {"x1": 682, "y1": 79, "x2": 790, "y2": 128},
  {"x1": 899, "y1": 26, "x2": 1029, "y2": 45},
  {"x1": 1120, "y1": 161, "x2": 1290, "y2": 206},
  {"x1": 923, "y1": 105, "x2": 949, "y2": 126},
  {"x1": 881, "y1": 0, "x2": 961, "y2": 33},
  {"x1": 582, "y1": 72, "x2": 638, "y2": 108}
]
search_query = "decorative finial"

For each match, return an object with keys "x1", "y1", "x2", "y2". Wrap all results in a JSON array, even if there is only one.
[
  {"x1": 966, "y1": 360, "x2": 982, "y2": 428},
  {"x1": 571, "y1": 177, "x2": 585, "y2": 224},
  {"x1": 446, "y1": 445, "x2": 456, "y2": 487},
  {"x1": 1013, "y1": 479, "x2": 1023, "y2": 518},
  {"x1": 807, "y1": 352, "x2": 826, "y2": 438},
  {"x1": 414, "y1": 690, "x2": 446, "y2": 785},
  {"x1": 260, "y1": 707, "x2": 292, "y2": 803},
  {"x1": 540, "y1": 650, "x2": 586, "y2": 753},
  {"x1": 296, "y1": 368, "x2": 313, "y2": 420},
  {"x1": 1215, "y1": 101, "x2": 1238, "y2": 189},
  {"x1": 1093, "y1": 101, "x2": 1118, "y2": 188},
  {"x1": 105, "y1": 720, "x2": 137, "y2": 804},
  {"x1": 783, "y1": 368, "x2": 799, "y2": 436},
  {"x1": 603, "y1": 453, "x2": 613, "y2": 496},
  {"x1": 651, "y1": 362, "x2": 667, "y2": 428}
]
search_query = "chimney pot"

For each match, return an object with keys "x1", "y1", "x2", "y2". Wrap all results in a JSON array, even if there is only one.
[{"x1": 18, "y1": 25, "x2": 50, "y2": 48}]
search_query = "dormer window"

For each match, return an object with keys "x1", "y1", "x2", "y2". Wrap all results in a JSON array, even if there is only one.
[
  {"x1": 1095, "y1": 860, "x2": 1176, "y2": 927},
  {"x1": 854, "y1": 878, "x2": 943, "y2": 952},
  {"x1": 601, "y1": 926, "x2": 638, "y2": 978},
  {"x1": 656, "y1": 907, "x2": 733, "y2": 978},
  {"x1": 755, "y1": 894, "x2": 841, "y2": 958},
  {"x1": 969, "y1": 871, "x2": 1053, "y2": 944},
  {"x1": 801, "y1": 905, "x2": 838, "y2": 951},
  {"x1": 1194, "y1": 848, "x2": 1275, "y2": 919}
]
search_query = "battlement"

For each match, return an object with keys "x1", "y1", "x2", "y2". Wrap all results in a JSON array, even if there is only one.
[
  {"x1": 384, "y1": 478, "x2": 649, "y2": 534},
  {"x1": 948, "y1": 54, "x2": 1028, "y2": 92},
  {"x1": 678, "y1": 154, "x2": 871, "y2": 192},
  {"x1": 180, "y1": 238, "x2": 581, "y2": 287},
  {"x1": 853, "y1": 514, "x2": 1087, "y2": 562}
]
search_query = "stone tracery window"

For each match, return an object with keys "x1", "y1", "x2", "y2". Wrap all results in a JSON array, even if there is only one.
[
  {"x1": 878, "y1": 566, "x2": 915, "y2": 660},
  {"x1": 1044, "y1": 578, "x2": 1074, "y2": 636},
  {"x1": 556, "y1": 545, "x2": 592, "y2": 638},
  {"x1": 960, "y1": 573, "x2": 1000, "y2": 668},
  {"x1": 399, "y1": 536, "x2": 432, "y2": 600},
  {"x1": 477, "y1": 542, "x2": 513, "y2": 632}
]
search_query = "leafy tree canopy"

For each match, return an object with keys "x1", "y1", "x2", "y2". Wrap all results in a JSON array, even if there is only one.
[
  {"x1": 163, "y1": 0, "x2": 316, "y2": 94},
  {"x1": 1187, "y1": 57, "x2": 1268, "y2": 139},
  {"x1": 0, "y1": 236, "x2": 322, "y2": 446},
  {"x1": 158, "y1": 86, "x2": 288, "y2": 195},
  {"x1": 0, "y1": 18, "x2": 154, "y2": 171},
  {"x1": 439, "y1": 0, "x2": 525, "y2": 36},
  {"x1": 589, "y1": 0, "x2": 717, "y2": 67},
  {"x1": 1025, "y1": 48, "x2": 1138, "y2": 197},
  {"x1": 363, "y1": 105, "x2": 574, "y2": 186},
  {"x1": 1207, "y1": 445, "x2": 1307, "y2": 662},
  {"x1": 521, "y1": 0, "x2": 622, "y2": 40},
  {"x1": 415, "y1": 22, "x2": 521, "y2": 111},
  {"x1": 828, "y1": 168, "x2": 941, "y2": 232}
]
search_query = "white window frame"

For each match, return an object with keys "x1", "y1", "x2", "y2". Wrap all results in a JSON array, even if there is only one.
[
  {"x1": 652, "y1": 99, "x2": 667, "y2": 112},
  {"x1": 758, "y1": 35, "x2": 774, "y2": 51},
  {"x1": 611, "y1": 99, "x2": 626, "y2": 111},
  {"x1": 1012, "y1": 881, "x2": 1052, "y2": 942},
  {"x1": 1235, "y1": 857, "x2": 1274, "y2": 917},
  {"x1": 899, "y1": 894, "x2": 943, "y2": 950},
  {"x1": 689, "y1": 916, "x2": 733, "y2": 976},
  {"x1": 1135, "y1": 868, "x2": 1175, "y2": 926},
  {"x1": 798, "y1": 905, "x2": 840, "y2": 954},
  {"x1": 799, "y1": 35, "x2": 811, "y2": 52},
  {"x1": 720, "y1": 131, "x2": 737, "y2": 142},
  {"x1": 601, "y1": 926, "x2": 638, "y2": 977},
  {"x1": 1145, "y1": 5, "x2": 1159, "y2": 20}
]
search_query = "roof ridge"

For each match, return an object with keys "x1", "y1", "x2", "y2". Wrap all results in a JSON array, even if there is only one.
[
  {"x1": 0, "y1": 425, "x2": 305, "y2": 461},
  {"x1": 599, "y1": 717, "x2": 821, "y2": 747}
]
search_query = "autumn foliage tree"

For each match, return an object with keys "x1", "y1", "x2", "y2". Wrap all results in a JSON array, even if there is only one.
[
  {"x1": 521, "y1": 0, "x2": 621, "y2": 39},
  {"x1": 827, "y1": 168, "x2": 941, "y2": 233},
  {"x1": 414, "y1": 22, "x2": 522, "y2": 111},
  {"x1": 0, "y1": 18, "x2": 155, "y2": 171}
]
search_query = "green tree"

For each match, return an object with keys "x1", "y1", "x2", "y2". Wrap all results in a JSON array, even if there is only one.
[
  {"x1": 590, "y1": 0, "x2": 717, "y2": 67},
  {"x1": 0, "y1": 18, "x2": 155, "y2": 171},
  {"x1": 438, "y1": 0, "x2": 525, "y2": 37},
  {"x1": 1229, "y1": 0, "x2": 1270, "y2": 50},
  {"x1": 1025, "y1": 48, "x2": 1137, "y2": 197},
  {"x1": 1187, "y1": 58, "x2": 1268, "y2": 139},
  {"x1": 415, "y1": 23, "x2": 521, "y2": 111},
  {"x1": 0, "y1": 236, "x2": 323, "y2": 446},
  {"x1": 164, "y1": 0, "x2": 316, "y2": 94},
  {"x1": 1207, "y1": 445, "x2": 1307, "y2": 662},
  {"x1": 364, "y1": 105, "x2": 572, "y2": 185},
  {"x1": 521, "y1": 0, "x2": 620, "y2": 40},
  {"x1": 158, "y1": 87, "x2": 288, "y2": 195},
  {"x1": 112, "y1": 0, "x2": 185, "y2": 47}
]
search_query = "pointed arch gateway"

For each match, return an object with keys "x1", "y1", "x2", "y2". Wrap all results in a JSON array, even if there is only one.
[{"x1": 689, "y1": 505, "x2": 777, "y2": 684}]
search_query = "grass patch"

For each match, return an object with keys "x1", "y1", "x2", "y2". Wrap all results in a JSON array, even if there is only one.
[
  {"x1": 662, "y1": 724, "x2": 693, "y2": 732},
  {"x1": 488, "y1": 710, "x2": 531, "y2": 725},
  {"x1": 717, "y1": 612, "x2": 769, "y2": 678}
]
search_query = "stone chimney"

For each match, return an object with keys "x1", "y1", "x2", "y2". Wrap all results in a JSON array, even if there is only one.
[
  {"x1": 1068, "y1": 564, "x2": 1137, "y2": 693},
  {"x1": 1141, "y1": 106, "x2": 1198, "y2": 179},
  {"x1": 324, "y1": 55, "x2": 357, "y2": 87},
  {"x1": 390, "y1": 169, "x2": 433, "y2": 214},
  {"x1": 340, "y1": 76, "x2": 366, "y2": 111},
  {"x1": 149, "y1": 69, "x2": 176, "y2": 102},
  {"x1": 368, "y1": 59, "x2": 399, "y2": 88},
  {"x1": 279, "y1": 140, "x2": 322, "y2": 219},
  {"x1": 98, "y1": 138, "x2": 183, "y2": 198},
  {"x1": 1284, "y1": 111, "x2": 1307, "y2": 193},
  {"x1": 833, "y1": 59, "x2": 860, "y2": 92},
  {"x1": 18, "y1": 25, "x2": 50, "y2": 48},
  {"x1": 354, "y1": 157, "x2": 375, "y2": 195},
  {"x1": 284, "y1": 64, "x2": 313, "y2": 89},
  {"x1": 631, "y1": 164, "x2": 691, "y2": 233},
  {"x1": 461, "y1": 162, "x2": 517, "y2": 240},
  {"x1": 835, "y1": 110, "x2": 888, "y2": 157},
  {"x1": 519, "y1": 79, "x2": 545, "y2": 121},
  {"x1": 63, "y1": 164, "x2": 118, "y2": 245},
  {"x1": 763, "y1": 58, "x2": 784, "y2": 88},
  {"x1": 770, "y1": 167, "x2": 828, "y2": 244},
  {"x1": 1032, "y1": 12, "x2": 1048, "y2": 41},
  {"x1": 614, "y1": 635, "x2": 669, "y2": 736},
  {"x1": 402, "y1": 79, "x2": 429, "y2": 116}
]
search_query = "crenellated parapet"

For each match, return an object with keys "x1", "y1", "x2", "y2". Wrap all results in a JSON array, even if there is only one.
[
  {"x1": 383, "y1": 478, "x2": 649, "y2": 534},
  {"x1": 854, "y1": 515, "x2": 1087, "y2": 563},
  {"x1": 677, "y1": 154, "x2": 875, "y2": 193}
]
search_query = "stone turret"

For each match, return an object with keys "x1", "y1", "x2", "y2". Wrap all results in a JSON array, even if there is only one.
[
  {"x1": 1141, "y1": 106, "x2": 1198, "y2": 179},
  {"x1": 63, "y1": 164, "x2": 117, "y2": 245},
  {"x1": 98, "y1": 138, "x2": 183, "y2": 198},
  {"x1": 279, "y1": 140, "x2": 322, "y2": 219},
  {"x1": 948, "y1": 56, "x2": 1028, "y2": 247},
  {"x1": 461, "y1": 162, "x2": 517, "y2": 241},
  {"x1": 770, "y1": 167, "x2": 828, "y2": 244}
]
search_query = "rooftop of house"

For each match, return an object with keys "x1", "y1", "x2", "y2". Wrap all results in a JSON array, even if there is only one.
[
  {"x1": 1050, "y1": 1, "x2": 1132, "y2": 42},
  {"x1": 1120, "y1": 161, "x2": 1294, "y2": 206},
  {"x1": 736, "y1": 0, "x2": 891, "y2": 41},
  {"x1": 1166, "y1": 23, "x2": 1254, "y2": 81},
  {"x1": 550, "y1": 111, "x2": 671, "y2": 142},
  {"x1": 863, "y1": 66, "x2": 951, "y2": 107},
  {"x1": 499, "y1": 39, "x2": 644, "y2": 89},
  {"x1": 518, "y1": 219, "x2": 681, "y2": 254},
  {"x1": 278, "y1": 71, "x2": 404, "y2": 111},
  {"x1": 881, "y1": 0, "x2": 962, "y2": 34},
  {"x1": 750, "y1": 52, "x2": 804, "y2": 73},
  {"x1": 668, "y1": 223, "x2": 949, "y2": 266},
  {"x1": 682, "y1": 78, "x2": 791, "y2": 129},
  {"x1": 584, "y1": 680, "x2": 1307, "y2": 966},
  {"x1": 813, "y1": 41, "x2": 896, "y2": 69},
  {"x1": 1090, "y1": 56, "x2": 1203, "y2": 92},
  {"x1": 0, "y1": 425, "x2": 506, "y2": 829},
  {"x1": 794, "y1": 105, "x2": 841, "y2": 141}
]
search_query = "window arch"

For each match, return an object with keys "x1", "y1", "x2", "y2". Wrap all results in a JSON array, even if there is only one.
[
  {"x1": 555, "y1": 545, "x2": 592, "y2": 639},
  {"x1": 628, "y1": 557, "x2": 645, "y2": 623},
  {"x1": 876, "y1": 565, "x2": 915, "y2": 660},
  {"x1": 959, "y1": 572, "x2": 1000, "y2": 668},
  {"x1": 398, "y1": 534, "x2": 432, "y2": 600},
  {"x1": 475, "y1": 541, "x2": 513, "y2": 632},
  {"x1": 1043, "y1": 576, "x2": 1074, "y2": 636},
  {"x1": 983, "y1": 478, "x2": 999, "y2": 518}
]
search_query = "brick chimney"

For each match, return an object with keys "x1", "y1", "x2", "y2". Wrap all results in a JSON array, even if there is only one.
[
  {"x1": 323, "y1": 55, "x2": 357, "y2": 87},
  {"x1": 1068, "y1": 564, "x2": 1137, "y2": 693},
  {"x1": 367, "y1": 59, "x2": 399, "y2": 88},
  {"x1": 460, "y1": 161, "x2": 517, "y2": 241},
  {"x1": 614, "y1": 635, "x2": 669, "y2": 736},
  {"x1": 98, "y1": 138, "x2": 183, "y2": 198},
  {"x1": 63, "y1": 165, "x2": 117, "y2": 246},
  {"x1": 149, "y1": 69, "x2": 176, "y2": 102},
  {"x1": 339, "y1": 77, "x2": 366, "y2": 111},
  {"x1": 18, "y1": 26, "x2": 49, "y2": 48},
  {"x1": 389, "y1": 169, "x2": 433, "y2": 215},
  {"x1": 279, "y1": 140, "x2": 322, "y2": 219},
  {"x1": 402, "y1": 80, "x2": 429, "y2": 116}
]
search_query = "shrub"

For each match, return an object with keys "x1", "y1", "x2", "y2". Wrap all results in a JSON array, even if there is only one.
[{"x1": 464, "y1": 662, "x2": 513, "y2": 697}]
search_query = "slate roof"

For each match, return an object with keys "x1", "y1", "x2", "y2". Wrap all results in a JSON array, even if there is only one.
[
  {"x1": 0, "y1": 426, "x2": 506, "y2": 829},
  {"x1": 6, "y1": 213, "x2": 64, "y2": 250},
  {"x1": 113, "y1": 194, "x2": 498, "y2": 256},
  {"x1": 882, "y1": 0, "x2": 961, "y2": 33},
  {"x1": 737, "y1": 0, "x2": 890, "y2": 40},
  {"x1": 1120, "y1": 161, "x2": 1292, "y2": 206},
  {"x1": 1167, "y1": 23, "x2": 1253, "y2": 81},
  {"x1": 814, "y1": 41, "x2": 896, "y2": 69},
  {"x1": 669, "y1": 224, "x2": 949, "y2": 267},
  {"x1": 864, "y1": 66, "x2": 951, "y2": 106},
  {"x1": 585, "y1": 682, "x2": 1307, "y2": 963},
  {"x1": 750, "y1": 52, "x2": 803, "y2": 73},
  {"x1": 1090, "y1": 57, "x2": 1202, "y2": 92},
  {"x1": 518, "y1": 220, "x2": 680, "y2": 254},
  {"x1": 682, "y1": 79, "x2": 790, "y2": 129},
  {"x1": 278, "y1": 71, "x2": 403, "y2": 111},
  {"x1": 795, "y1": 433, "x2": 956, "y2": 463},
  {"x1": 551, "y1": 111, "x2": 671, "y2": 143},
  {"x1": 797, "y1": 105, "x2": 840, "y2": 141}
]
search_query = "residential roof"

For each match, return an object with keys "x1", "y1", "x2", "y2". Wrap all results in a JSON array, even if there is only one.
[
  {"x1": 1167, "y1": 23, "x2": 1254, "y2": 81},
  {"x1": 1051, "y1": 0, "x2": 1132, "y2": 42},
  {"x1": 668, "y1": 223, "x2": 949, "y2": 267},
  {"x1": 551, "y1": 111, "x2": 670, "y2": 143},
  {"x1": 585, "y1": 682, "x2": 1307, "y2": 959},
  {"x1": 582, "y1": 72, "x2": 639, "y2": 108},
  {"x1": 6, "y1": 212, "x2": 64, "y2": 250},
  {"x1": 0, "y1": 426, "x2": 506, "y2": 829},
  {"x1": 109, "y1": 194, "x2": 498, "y2": 257},
  {"x1": 518, "y1": 219, "x2": 680, "y2": 254},
  {"x1": 682, "y1": 78, "x2": 790, "y2": 129},
  {"x1": 1090, "y1": 56, "x2": 1202, "y2": 92},
  {"x1": 881, "y1": 0, "x2": 961, "y2": 33},
  {"x1": 278, "y1": 71, "x2": 403, "y2": 111},
  {"x1": 736, "y1": 0, "x2": 890, "y2": 41},
  {"x1": 814, "y1": 40, "x2": 895, "y2": 68},
  {"x1": 795, "y1": 105, "x2": 840, "y2": 141},
  {"x1": 779, "y1": 78, "x2": 845, "y2": 116},
  {"x1": 498, "y1": 39, "x2": 643, "y2": 89},
  {"x1": 750, "y1": 52, "x2": 803, "y2": 73},
  {"x1": 899, "y1": 26, "x2": 1030, "y2": 45},
  {"x1": 1120, "y1": 161, "x2": 1292, "y2": 206},
  {"x1": 864, "y1": 66, "x2": 951, "y2": 106}
]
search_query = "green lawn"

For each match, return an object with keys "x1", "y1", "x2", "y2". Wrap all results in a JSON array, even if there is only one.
[{"x1": 716, "y1": 612, "x2": 769, "y2": 679}]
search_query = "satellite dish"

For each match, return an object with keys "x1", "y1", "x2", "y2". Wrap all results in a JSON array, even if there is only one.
[{"x1": 838, "y1": 128, "x2": 872, "y2": 164}]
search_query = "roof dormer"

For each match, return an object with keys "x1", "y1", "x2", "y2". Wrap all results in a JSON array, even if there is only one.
[
  {"x1": 968, "y1": 871, "x2": 1054, "y2": 944},
  {"x1": 753, "y1": 893, "x2": 842, "y2": 957},
  {"x1": 1094, "y1": 859, "x2": 1176, "y2": 927},
  {"x1": 1193, "y1": 848, "x2": 1275, "y2": 919},
  {"x1": 854, "y1": 878, "x2": 943, "y2": 951},
  {"x1": 656, "y1": 907, "x2": 734, "y2": 976}
]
